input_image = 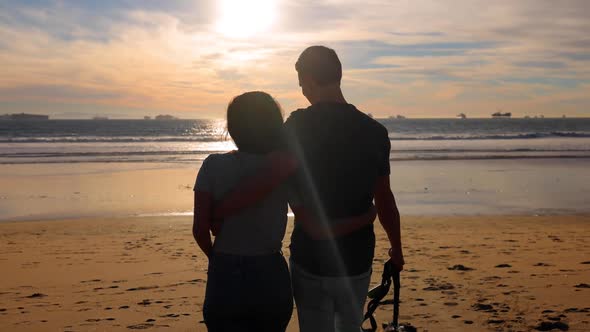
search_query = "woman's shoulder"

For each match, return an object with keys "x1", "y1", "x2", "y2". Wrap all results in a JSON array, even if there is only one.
[
  {"x1": 198, "y1": 152, "x2": 240, "y2": 187},
  {"x1": 204, "y1": 151, "x2": 271, "y2": 175},
  {"x1": 204, "y1": 151, "x2": 239, "y2": 164}
]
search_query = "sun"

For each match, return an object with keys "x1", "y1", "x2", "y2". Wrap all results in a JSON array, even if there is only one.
[{"x1": 216, "y1": 0, "x2": 277, "y2": 39}]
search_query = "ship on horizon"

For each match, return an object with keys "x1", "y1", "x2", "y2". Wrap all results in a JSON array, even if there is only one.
[
  {"x1": 0, "y1": 113, "x2": 49, "y2": 120},
  {"x1": 492, "y1": 111, "x2": 511, "y2": 118},
  {"x1": 388, "y1": 114, "x2": 406, "y2": 119}
]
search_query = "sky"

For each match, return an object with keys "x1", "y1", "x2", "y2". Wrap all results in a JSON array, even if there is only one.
[{"x1": 0, "y1": 0, "x2": 589, "y2": 119}]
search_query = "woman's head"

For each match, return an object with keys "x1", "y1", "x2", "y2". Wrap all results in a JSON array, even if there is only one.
[{"x1": 227, "y1": 91, "x2": 284, "y2": 154}]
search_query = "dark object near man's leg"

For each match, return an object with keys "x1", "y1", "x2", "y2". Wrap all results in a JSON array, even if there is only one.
[{"x1": 363, "y1": 261, "x2": 417, "y2": 332}]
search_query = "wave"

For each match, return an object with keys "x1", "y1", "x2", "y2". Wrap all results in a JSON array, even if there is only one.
[
  {"x1": 1, "y1": 131, "x2": 589, "y2": 143},
  {"x1": 389, "y1": 155, "x2": 590, "y2": 161},
  {"x1": 0, "y1": 136, "x2": 224, "y2": 143},
  {"x1": 1, "y1": 150, "x2": 229, "y2": 158},
  {"x1": 3, "y1": 147, "x2": 590, "y2": 158},
  {"x1": 2, "y1": 146, "x2": 589, "y2": 163},
  {"x1": 389, "y1": 132, "x2": 590, "y2": 140},
  {"x1": 1, "y1": 154, "x2": 589, "y2": 165}
]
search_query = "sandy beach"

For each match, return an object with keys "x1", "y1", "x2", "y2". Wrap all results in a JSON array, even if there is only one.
[
  {"x1": 1, "y1": 160, "x2": 589, "y2": 331},
  {"x1": 1, "y1": 215, "x2": 588, "y2": 331}
]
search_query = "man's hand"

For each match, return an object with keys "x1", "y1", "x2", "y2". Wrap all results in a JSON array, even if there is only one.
[{"x1": 388, "y1": 247, "x2": 405, "y2": 272}]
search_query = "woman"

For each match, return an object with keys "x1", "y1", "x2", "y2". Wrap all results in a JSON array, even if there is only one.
[{"x1": 193, "y1": 91, "x2": 293, "y2": 331}]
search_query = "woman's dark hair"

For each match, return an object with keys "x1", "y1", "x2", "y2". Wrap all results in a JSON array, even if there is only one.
[
  {"x1": 226, "y1": 91, "x2": 284, "y2": 154},
  {"x1": 295, "y1": 45, "x2": 342, "y2": 86}
]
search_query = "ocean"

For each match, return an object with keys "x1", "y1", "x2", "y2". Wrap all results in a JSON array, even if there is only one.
[{"x1": 1, "y1": 118, "x2": 589, "y2": 164}]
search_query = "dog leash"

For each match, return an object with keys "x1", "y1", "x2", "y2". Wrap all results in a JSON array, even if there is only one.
[
  {"x1": 362, "y1": 261, "x2": 415, "y2": 332},
  {"x1": 362, "y1": 261, "x2": 395, "y2": 332}
]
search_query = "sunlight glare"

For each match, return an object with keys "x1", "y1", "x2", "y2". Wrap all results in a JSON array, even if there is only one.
[{"x1": 216, "y1": 0, "x2": 277, "y2": 39}]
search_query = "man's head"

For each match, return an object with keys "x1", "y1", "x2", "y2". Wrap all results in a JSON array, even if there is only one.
[{"x1": 295, "y1": 46, "x2": 343, "y2": 104}]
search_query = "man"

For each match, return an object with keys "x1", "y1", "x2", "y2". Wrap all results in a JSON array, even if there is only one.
[
  {"x1": 284, "y1": 45, "x2": 403, "y2": 332},
  {"x1": 215, "y1": 46, "x2": 404, "y2": 331}
]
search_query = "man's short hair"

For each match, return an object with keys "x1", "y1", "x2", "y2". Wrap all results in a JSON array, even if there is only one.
[{"x1": 295, "y1": 46, "x2": 342, "y2": 86}]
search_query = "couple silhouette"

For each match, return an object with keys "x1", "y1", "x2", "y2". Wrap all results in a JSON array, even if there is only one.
[{"x1": 193, "y1": 45, "x2": 404, "y2": 332}]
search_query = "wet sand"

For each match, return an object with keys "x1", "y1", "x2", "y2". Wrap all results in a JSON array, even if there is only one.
[
  {"x1": 1, "y1": 215, "x2": 588, "y2": 331},
  {"x1": 1, "y1": 159, "x2": 590, "y2": 222}
]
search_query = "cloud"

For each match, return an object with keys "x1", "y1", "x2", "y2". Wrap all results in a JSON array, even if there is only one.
[
  {"x1": 0, "y1": 84, "x2": 121, "y2": 101},
  {"x1": 0, "y1": 0, "x2": 588, "y2": 118},
  {"x1": 390, "y1": 32, "x2": 445, "y2": 37},
  {"x1": 512, "y1": 61, "x2": 567, "y2": 69}
]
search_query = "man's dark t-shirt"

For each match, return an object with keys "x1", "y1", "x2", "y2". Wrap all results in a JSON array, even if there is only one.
[{"x1": 284, "y1": 102, "x2": 391, "y2": 277}]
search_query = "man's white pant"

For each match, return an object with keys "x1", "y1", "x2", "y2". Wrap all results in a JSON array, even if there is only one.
[{"x1": 290, "y1": 259, "x2": 371, "y2": 332}]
